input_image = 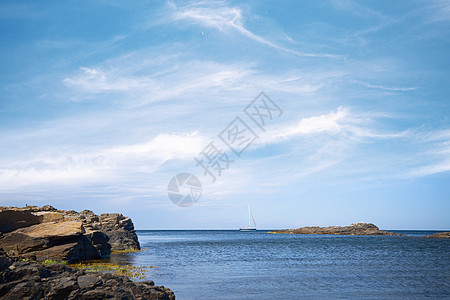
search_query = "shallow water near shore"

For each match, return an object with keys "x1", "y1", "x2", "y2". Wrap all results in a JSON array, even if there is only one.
[{"x1": 115, "y1": 230, "x2": 449, "y2": 299}]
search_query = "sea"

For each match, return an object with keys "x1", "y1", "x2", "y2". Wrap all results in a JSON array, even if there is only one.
[{"x1": 112, "y1": 230, "x2": 450, "y2": 299}]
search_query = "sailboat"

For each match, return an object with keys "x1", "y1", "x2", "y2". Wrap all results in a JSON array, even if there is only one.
[{"x1": 239, "y1": 204, "x2": 257, "y2": 231}]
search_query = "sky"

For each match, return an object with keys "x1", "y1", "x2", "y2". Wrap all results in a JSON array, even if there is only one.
[{"x1": 0, "y1": 0, "x2": 449, "y2": 230}]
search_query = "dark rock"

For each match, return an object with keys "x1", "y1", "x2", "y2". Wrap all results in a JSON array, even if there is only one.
[
  {"x1": 269, "y1": 222, "x2": 403, "y2": 236},
  {"x1": 0, "y1": 256, "x2": 175, "y2": 300},
  {"x1": 77, "y1": 274, "x2": 102, "y2": 290},
  {"x1": 98, "y1": 213, "x2": 140, "y2": 251},
  {"x1": 0, "y1": 209, "x2": 42, "y2": 233},
  {"x1": 425, "y1": 232, "x2": 450, "y2": 239}
]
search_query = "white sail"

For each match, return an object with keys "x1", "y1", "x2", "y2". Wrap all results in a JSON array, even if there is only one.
[{"x1": 239, "y1": 204, "x2": 256, "y2": 231}]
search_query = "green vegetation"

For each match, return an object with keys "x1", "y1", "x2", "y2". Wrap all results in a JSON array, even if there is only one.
[
  {"x1": 111, "y1": 248, "x2": 142, "y2": 254},
  {"x1": 41, "y1": 259, "x2": 68, "y2": 266},
  {"x1": 68, "y1": 260, "x2": 155, "y2": 280}
]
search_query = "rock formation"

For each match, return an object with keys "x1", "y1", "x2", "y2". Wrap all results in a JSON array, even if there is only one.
[
  {"x1": 0, "y1": 255, "x2": 174, "y2": 300},
  {"x1": 268, "y1": 222, "x2": 402, "y2": 236},
  {"x1": 425, "y1": 232, "x2": 450, "y2": 239},
  {"x1": 0, "y1": 206, "x2": 140, "y2": 262}
]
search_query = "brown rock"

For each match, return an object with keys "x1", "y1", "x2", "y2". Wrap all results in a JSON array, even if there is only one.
[
  {"x1": 0, "y1": 221, "x2": 110, "y2": 262},
  {"x1": 0, "y1": 205, "x2": 140, "y2": 258},
  {"x1": 0, "y1": 209, "x2": 42, "y2": 233},
  {"x1": 269, "y1": 222, "x2": 402, "y2": 236},
  {"x1": 425, "y1": 232, "x2": 450, "y2": 239}
]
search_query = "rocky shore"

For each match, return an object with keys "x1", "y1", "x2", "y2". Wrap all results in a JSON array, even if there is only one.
[
  {"x1": 425, "y1": 232, "x2": 450, "y2": 239},
  {"x1": 0, "y1": 256, "x2": 174, "y2": 299},
  {"x1": 0, "y1": 205, "x2": 140, "y2": 262},
  {"x1": 268, "y1": 222, "x2": 402, "y2": 236},
  {"x1": 0, "y1": 205, "x2": 175, "y2": 299}
]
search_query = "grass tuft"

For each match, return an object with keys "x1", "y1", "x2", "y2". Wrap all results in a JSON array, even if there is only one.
[
  {"x1": 111, "y1": 248, "x2": 142, "y2": 254},
  {"x1": 41, "y1": 259, "x2": 68, "y2": 266},
  {"x1": 67, "y1": 260, "x2": 155, "y2": 280}
]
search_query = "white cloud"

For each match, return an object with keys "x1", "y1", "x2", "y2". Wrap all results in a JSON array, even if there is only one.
[
  {"x1": 168, "y1": 1, "x2": 338, "y2": 58},
  {"x1": 407, "y1": 161, "x2": 450, "y2": 178},
  {"x1": 261, "y1": 107, "x2": 406, "y2": 146},
  {"x1": 0, "y1": 132, "x2": 206, "y2": 191},
  {"x1": 63, "y1": 66, "x2": 153, "y2": 93},
  {"x1": 402, "y1": 128, "x2": 450, "y2": 178},
  {"x1": 62, "y1": 59, "x2": 256, "y2": 105},
  {"x1": 277, "y1": 106, "x2": 347, "y2": 138},
  {"x1": 354, "y1": 80, "x2": 418, "y2": 92},
  {"x1": 110, "y1": 132, "x2": 205, "y2": 161}
]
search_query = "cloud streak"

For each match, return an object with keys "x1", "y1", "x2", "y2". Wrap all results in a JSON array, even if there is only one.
[
  {"x1": 0, "y1": 132, "x2": 206, "y2": 191},
  {"x1": 168, "y1": 1, "x2": 339, "y2": 58}
]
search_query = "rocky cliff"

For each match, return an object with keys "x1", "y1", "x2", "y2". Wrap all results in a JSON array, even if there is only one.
[
  {"x1": 0, "y1": 206, "x2": 140, "y2": 262},
  {"x1": 0, "y1": 255, "x2": 174, "y2": 300},
  {"x1": 268, "y1": 222, "x2": 402, "y2": 236}
]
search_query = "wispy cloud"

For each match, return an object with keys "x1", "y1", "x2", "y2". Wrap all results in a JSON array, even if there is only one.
[
  {"x1": 402, "y1": 128, "x2": 450, "y2": 178},
  {"x1": 167, "y1": 1, "x2": 339, "y2": 58},
  {"x1": 261, "y1": 107, "x2": 408, "y2": 145},
  {"x1": 62, "y1": 57, "x2": 257, "y2": 105},
  {"x1": 354, "y1": 80, "x2": 418, "y2": 92},
  {"x1": 421, "y1": 0, "x2": 450, "y2": 24},
  {"x1": 61, "y1": 50, "x2": 341, "y2": 108},
  {"x1": 0, "y1": 132, "x2": 206, "y2": 191}
]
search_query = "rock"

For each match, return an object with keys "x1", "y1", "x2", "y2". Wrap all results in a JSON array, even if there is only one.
[
  {"x1": 40, "y1": 205, "x2": 57, "y2": 212},
  {"x1": 0, "y1": 205, "x2": 140, "y2": 260},
  {"x1": 269, "y1": 222, "x2": 402, "y2": 236},
  {"x1": 0, "y1": 209, "x2": 42, "y2": 233},
  {"x1": 98, "y1": 214, "x2": 140, "y2": 251},
  {"x1": 0, "y1": 256, "x2": 175, "y2": 300},
  {"x1": 77, "y1": 274, "x2": 102, "y2": 289},
  {"x1": 0, "y1": 221, "x2": 110, "y2": 262},
  {"x1": 425, "y1": 232, "x2": 450, "y2": 239},
  {"x1": 32, "y1": 211, "x2": 65, "y2": 223}
]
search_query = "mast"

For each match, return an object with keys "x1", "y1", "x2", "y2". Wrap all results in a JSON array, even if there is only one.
[
  {"x1": 248, "y1": 204, "x2": 251, "y2": 227},
  {"x1": 250, "y1": 208, "x2": 256, "y2": 228}
]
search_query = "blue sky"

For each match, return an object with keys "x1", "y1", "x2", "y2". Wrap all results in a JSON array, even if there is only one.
[{"x1": 1, "y1": 0, "x2": 449, "y2": 230}]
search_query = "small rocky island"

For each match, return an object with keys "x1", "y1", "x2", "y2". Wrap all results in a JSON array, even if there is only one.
[
  {"x1": 425, "y1": 232, "x2": 450, "y2": 239},
  {"x1": 0, "y1": 205, "x2": 175, "y2": 300},
  {"x1": 268, "y1": 222, "x2": 402, "y2": 236}
]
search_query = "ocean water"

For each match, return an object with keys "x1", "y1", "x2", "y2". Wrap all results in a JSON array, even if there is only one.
[{"x1": 115, "y1": 230, "x2": 450, "y2": 299}]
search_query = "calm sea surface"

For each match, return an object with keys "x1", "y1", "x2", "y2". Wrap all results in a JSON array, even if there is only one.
[{"x1": 114, "y1": 230, "x2": 450, "y2": 299}]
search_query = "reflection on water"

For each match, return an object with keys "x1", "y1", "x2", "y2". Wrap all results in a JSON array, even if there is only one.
[{"x1": 108, "y1": 252, "x2": 139, "y2": 266}]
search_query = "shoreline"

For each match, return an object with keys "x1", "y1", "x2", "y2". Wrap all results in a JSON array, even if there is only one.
[
  {"x1": 1, "y1": 206, "x2": 448, "y2": 299},
  {"x1": 0, "y1": 205, "x2": 175, "y2": 299}
]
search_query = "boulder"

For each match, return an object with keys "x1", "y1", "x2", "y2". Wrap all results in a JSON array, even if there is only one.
[
  {"x1": 0, "y1": 256, "x2": 175, "y2": 300},
  {"x1": 0, "y1": 209, "x2": 42, "y2": 233},
  {"x1": 98, "y1": 213, "x2": 140, "y2": 251},
  {"x1": 0, "y1": 221, "x2": 110, "y2": 262}
]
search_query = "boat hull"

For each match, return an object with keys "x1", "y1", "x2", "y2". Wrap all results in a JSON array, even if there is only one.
[{"x1": 239, "y1": 228, "x2": 257, "y2": 231}]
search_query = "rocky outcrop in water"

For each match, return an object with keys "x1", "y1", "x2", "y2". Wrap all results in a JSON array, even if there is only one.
[
  {"x1": 425, "y1": 232, "x2": 450, "y2": 239},
  {"x1": 0, "y1": 255, "x2": 175, "y2": 300},
  {"x1": 0, "y1": 206, "x2": 140, "y2": 262},
  {"x1": 268, "y1": 222, "x2": 402, "y2": 236}
]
